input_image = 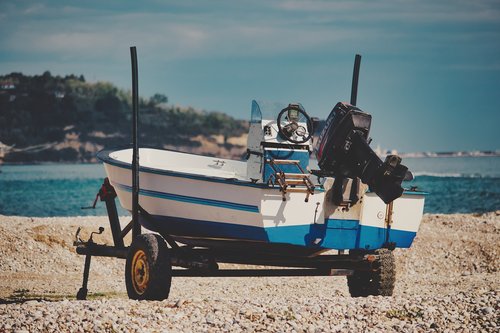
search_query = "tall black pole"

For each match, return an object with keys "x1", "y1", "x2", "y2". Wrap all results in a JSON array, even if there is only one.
[
  {"x1": 130, "y1": 46, "x2": 141, "y2": 238},
  {"x1": 350, "y1": 54, "x2": 362, "y2": 106}
]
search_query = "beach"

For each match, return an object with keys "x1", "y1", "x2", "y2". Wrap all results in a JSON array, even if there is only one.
[{"x1": 0, "y1": 212, "x2": 498, "y2": 332}]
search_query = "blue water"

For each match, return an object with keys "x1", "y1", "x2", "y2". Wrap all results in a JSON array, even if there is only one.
[
  {"x1": 403, "y1": 157, "x2": 500, "y2": 214},
  {"x1": 0, "y1": 164, "x2": 127, "y2": 217},
  {"x1": 0, "y1": 157, "x2": 499, "y2": 216}
]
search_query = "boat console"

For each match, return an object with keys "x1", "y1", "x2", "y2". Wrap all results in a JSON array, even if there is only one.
[{"x1": 246, "y1": 101, "x2": 316, "y2": 200}]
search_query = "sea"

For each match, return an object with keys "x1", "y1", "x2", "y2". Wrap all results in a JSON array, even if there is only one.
[{"x1": 0, "y1": 156, "x2": 499, "y2": 217}]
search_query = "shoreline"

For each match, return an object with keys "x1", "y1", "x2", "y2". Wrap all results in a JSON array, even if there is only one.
[
  {"x1": 0, "y1": 212, "x2": 498, "y2": 331},
  {"x1": 0, "y1": 161, "x2": 102, "y2": 166}
]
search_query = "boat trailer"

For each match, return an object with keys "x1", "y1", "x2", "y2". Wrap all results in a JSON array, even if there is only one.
[{"x1": 74, "y1": 177, "x2": 383, "y2": 300}]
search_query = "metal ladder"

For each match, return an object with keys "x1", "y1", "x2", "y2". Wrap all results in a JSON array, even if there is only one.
[{"x1": 267, "y1": 158, "x2": 315, "y2": 202}]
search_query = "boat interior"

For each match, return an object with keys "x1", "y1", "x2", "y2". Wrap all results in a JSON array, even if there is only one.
[
  {"x1": 109, "y1": 148, "x2": 249, "y2": 180},
  {"x1": 107, "y1": 100, "x2": 316, "y2": 186}
]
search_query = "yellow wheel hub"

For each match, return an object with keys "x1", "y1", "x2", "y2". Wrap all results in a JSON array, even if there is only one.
[{"x1": 131, "y1": 249, "x2": 149, "y2": 295}]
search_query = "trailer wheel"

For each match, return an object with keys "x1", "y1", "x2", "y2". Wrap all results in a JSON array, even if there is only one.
[
  {"x1": 347, "y1": 248, "x2": 395, "y2": 297},
  {"x1": 125, "y1": 233, "x2": 172, "y2": 300}
]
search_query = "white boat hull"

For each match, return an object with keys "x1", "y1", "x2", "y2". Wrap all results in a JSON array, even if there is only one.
[{"x1": 98, "y1": 147, "x2": 425, "y2": 253}]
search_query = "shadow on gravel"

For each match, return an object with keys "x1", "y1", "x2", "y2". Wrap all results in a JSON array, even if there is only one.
[
  {"x1": 0, "y1": 289, "x2": 124, "y2": 304},
  {"x1": 0, "y1": 298, "x2": 58, "y2": 305}
]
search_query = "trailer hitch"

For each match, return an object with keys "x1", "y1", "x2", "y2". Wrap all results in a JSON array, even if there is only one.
[{"x1": 73, "y1": 226, "x2": 104, "y2": 246}]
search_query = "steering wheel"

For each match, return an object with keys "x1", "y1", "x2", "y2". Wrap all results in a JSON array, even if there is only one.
[{"x1": 277, "y1": 104, "x2": 313, "y2": 144}]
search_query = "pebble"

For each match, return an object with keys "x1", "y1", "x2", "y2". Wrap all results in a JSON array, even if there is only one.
[
  {"x1": 480, "y1": 306, "x2": 494, "y2": 315},
  {"x1": 206, "y1": 313, "x2": 215, "y2": 325}
]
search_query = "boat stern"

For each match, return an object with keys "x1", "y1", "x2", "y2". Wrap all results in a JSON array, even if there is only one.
[
  {"x1": 320, "y1": 186, "x2": 425, "y2": 251},
  {"x1": 356, "y1": 191, "x2": 425, "y2": 250}
]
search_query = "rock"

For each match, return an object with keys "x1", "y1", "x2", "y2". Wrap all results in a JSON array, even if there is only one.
[
  {"x1": 206, "y1": 313, "x2": 216, "y2": 325},
  {"x1": 310, "y1": 305, "x2": 321, "y2": 314},
  {"x1": 480, "y1": 307, "x2": 494, "y2": 315}
]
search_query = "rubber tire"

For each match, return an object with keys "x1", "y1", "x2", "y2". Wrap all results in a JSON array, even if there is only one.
[
  {"x1": 125, "y1": 233, "x2": 172, "y2": 300},
  {"x1": 347, "y1": 248, "x2": 395, "y2": 297}
]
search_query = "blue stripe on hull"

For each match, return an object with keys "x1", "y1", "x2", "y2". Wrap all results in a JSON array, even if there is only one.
[
  {"x1": 139, "y1": 214, "x2": 417, "y2": 250},
  {"x1": 116, "y1": 183, "x2": 259, "y2": 213},
  {"x1": 266, "y1": 223, "x2": 416, "y2": 250},
  {"x1": 357, "y1": 225, "x2": 416, "y2": 249},
  {"x1": 139, "y1": 214, "x2": 269, "y2": 242}
]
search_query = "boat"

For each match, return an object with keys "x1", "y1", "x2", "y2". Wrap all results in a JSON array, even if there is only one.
[
  {"x1": 97, "y1": 99, "x2": 424, "y2": 255},
  {"x1": 74, "y1": 51, "x2": 425, "y2": 301}
]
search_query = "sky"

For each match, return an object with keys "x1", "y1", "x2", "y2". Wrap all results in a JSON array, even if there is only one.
[{"x1": 1, "y1": 0, "x2": 499, "y2": 153}]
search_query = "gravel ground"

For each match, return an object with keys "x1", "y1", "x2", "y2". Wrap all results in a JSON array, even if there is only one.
[{"x1": 0, "y1": 212, "x2": 498, "y2": 332}]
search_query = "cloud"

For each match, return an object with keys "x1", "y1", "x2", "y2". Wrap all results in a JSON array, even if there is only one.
[
  {"x1": 276, "y1": 0, "x2": 500, "y2": 23},
  {"x1": 22, "y1": 3, "x2": 46, "y2": 15},
  {"x1": 3, "y1": 10, "x2": 358, "y2": 63},
  {"x1": 2, "y1": 0, "x2": 498, "y2": 67},
  {"x1": 445, "y1": 63, "x2": 500, "y2": 71}
]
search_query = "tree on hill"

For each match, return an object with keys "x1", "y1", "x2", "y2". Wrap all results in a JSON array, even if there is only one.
[{"x1": 0, "y1": 72, "x2": 248, "y2": 162}]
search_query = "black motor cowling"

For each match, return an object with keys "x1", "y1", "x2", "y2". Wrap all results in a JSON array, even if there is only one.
[{"x1": 315, "y1": 102, "x2": 408, "y2": 204}]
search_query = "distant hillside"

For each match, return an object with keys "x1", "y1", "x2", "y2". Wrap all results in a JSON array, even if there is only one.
[{"x1": 0, "y1": 72, "x2": 248, "y2": 163}]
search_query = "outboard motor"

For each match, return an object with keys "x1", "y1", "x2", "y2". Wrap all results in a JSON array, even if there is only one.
[{"x1": 315, "y1": 102, "x2": 408, "y2": 204}]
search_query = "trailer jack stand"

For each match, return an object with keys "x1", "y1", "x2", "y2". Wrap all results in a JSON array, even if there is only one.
[
  {"x1": 77, "y1": 254, "x2": 92, "y2": 300},
  {"x1": 74, "y1": 226, "x2": 104, "y2": 300}
]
